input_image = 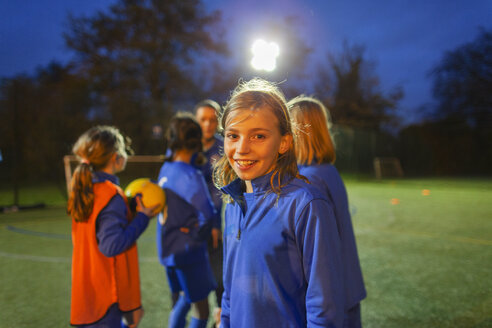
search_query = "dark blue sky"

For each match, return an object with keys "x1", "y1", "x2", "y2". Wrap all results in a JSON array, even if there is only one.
[{"x1": 1, "y1": 0, "x2": 490, "y2": 124}]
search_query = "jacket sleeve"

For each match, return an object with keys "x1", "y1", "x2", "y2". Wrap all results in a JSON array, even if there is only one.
[
  {"x1": 295, "y1": 198, "x2": 344, "y2": 328},
  {"x1": 96, "y1": 194, "x2": 150, "y2": 257},
  {"x1": 192, "y1": 172, "x2": 216, "y2": 233},
  {"x1": 220, "y1": 206, "x2": 231, "y2": 328},
  {"x1": 188, "y1": 172, "x2": 216, "y2": 223}
]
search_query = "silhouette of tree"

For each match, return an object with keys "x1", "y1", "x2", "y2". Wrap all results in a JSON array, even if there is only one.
[
  {"x1": 63, "y1": 0, "x2": 229, "y2": 152},
  {"x1": 405, "y1": 28, "x2": 492, "y2": 175},
  {"x1": 0, "y1": 63, "x2": 92, "y2": 181},
  {"x1": 0, "y1": 76, "x2": 33, "y2": 185},
  {"x1": 315, "y1": 42, "x2": 403, "y2": 130},
  {"x1": 430, "y1": 28, "x2": 492, "y2": 131}
]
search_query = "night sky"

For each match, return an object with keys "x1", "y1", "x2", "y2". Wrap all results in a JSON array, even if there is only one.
[{"x1": 1, "y1": 0, "x2": 491, "y2": 124}]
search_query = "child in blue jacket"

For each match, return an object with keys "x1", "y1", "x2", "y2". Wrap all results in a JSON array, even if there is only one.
[
  {"x1": 194, "y1": 99, "x2": 224, "y2": 327},
  {"x1": 157, "y1": 113, "x2": 217, "y2": 328},
  {"x1": 289, "y1": 96, "x2": 367, "y2": 327},
  {"x1": 213, "y1": 79, "x2": 345, "y2": 327}
]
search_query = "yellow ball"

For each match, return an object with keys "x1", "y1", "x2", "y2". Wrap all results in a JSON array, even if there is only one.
[{"x1": 124, "y1": 178, "x2": 166, "y2": 213}]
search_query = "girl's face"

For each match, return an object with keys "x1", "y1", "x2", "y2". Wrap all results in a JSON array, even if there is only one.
[
  {"x1": 196, "y1": 106, "x2": 218, "y2": 141},
  {"x1": 224, "y1": 106, "x2": 291, "y2": 192}
]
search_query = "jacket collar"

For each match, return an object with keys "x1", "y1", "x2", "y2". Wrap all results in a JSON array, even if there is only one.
[{"x1": 221, "y1": 171, "x2": 292, "y2": 202}]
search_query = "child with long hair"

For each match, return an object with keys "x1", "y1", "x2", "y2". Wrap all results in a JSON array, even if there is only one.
[
  {"x1": 288, "y1": 96, "x2": 366, "y2": 327},
  {"x1": 68, "y1": 126, "x2": 158, "y2": 328},
  {"x1": 214, "y1": 79, "x2": 344, "y2": 327},
  {"x1": 157, "y1": 113, "x2": 217, "y2": 328}
]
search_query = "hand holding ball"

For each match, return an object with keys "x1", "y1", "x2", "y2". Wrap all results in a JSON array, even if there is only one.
[{"x1": 125, "y1": 178, "x2": 166, "y2": 217}]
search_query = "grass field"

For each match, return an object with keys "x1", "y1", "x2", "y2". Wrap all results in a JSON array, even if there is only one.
[{"x1": 0, "y1": 177, "x2": 491, "y2": 327}]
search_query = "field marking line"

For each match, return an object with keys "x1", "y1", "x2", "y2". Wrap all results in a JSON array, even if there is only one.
[
  {"x1": 0, "y1": 250, "x2": 70, "y2": 263},
  {"x1": 356, "y1": 225, "x2": 492, "y2": 246},
  {"x1": 6, "y1": 225, "x2": 70, "y2": 240},
  {"x1": 0, "y1": 250, "x2": 159, "y2": 263},
  {"x1": 4, "y1": 225, "x2": 155, "y2": 242}
]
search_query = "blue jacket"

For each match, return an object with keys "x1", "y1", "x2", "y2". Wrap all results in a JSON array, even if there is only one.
[
  {"x1": 299, "y1": 164, "x2": 366, "y2": 310},
  {"x1": 156, "y1": 161, "x2": 216, "y2": 266},
  {"x1": 220, "y1": 173, "x2": 344, "y2": 328},
  {"x1": 195, "y1": 135, "x2": 223, "y2": 229}
]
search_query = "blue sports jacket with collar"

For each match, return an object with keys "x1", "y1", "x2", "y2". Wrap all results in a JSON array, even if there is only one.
[{"x1": 220, "y1": 172, "x2": 344, "y2": 328}]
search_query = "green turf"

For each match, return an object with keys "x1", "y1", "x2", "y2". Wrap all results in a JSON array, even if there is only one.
[
  {"x1": 0, "y1": 177, "x2": 491, "y2": 327},
  {"x1": 345, "y1": 178, "x2": 492, "y2": 327},
  {"x1": 0, "y1": 182, "x2": 68, "y2": 207}
]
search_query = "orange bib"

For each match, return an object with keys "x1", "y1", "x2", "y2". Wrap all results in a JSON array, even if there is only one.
[{"x1": 70, "y1": 180, "x2": 141, "y2": 325}]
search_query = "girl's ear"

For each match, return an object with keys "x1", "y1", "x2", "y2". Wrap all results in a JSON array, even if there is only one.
[
  {"x1": 112, "y1": 152, "x2": 120, "y2": 163},
  {"x1": 101, "y1": 152, "x2": 119, "y2": 174},
  {"x1": 278, "y1": 134, "x2": 293, "y2": 154}
]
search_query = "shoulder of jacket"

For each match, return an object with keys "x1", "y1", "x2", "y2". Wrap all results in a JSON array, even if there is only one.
[{"x1": 287, "y1": 178, "x2": 326, "y2": 200}]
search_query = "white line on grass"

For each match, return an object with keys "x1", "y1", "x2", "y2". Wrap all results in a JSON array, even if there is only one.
[
  {"x1": 0, "y1": 251, "x2": 69, "y2": 263},
  {"x1": 0, "y1": 250, "x2": 159, "y2": 263},
  {"x1": 4, "y1": 225, "x2": 155, "y2": 242}
]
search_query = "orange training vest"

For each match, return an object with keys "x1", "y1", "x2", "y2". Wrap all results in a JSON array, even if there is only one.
[{"x1": 70, "y1": 180, "x2": 141, "y2": 326}]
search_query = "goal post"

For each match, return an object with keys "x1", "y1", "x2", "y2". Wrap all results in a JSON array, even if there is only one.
[
  {"x1": 63, "y1": 155, "x2": 165, "y2": 194},
  {"x1": 373, "y1": 157, "x2": 404, "y2": 179}
]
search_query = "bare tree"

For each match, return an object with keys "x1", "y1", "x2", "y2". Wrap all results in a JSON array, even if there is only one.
[
  {"x1": 430, "y1": 28, "x2": 492, "y2": 131},
  {"x1": 315, "y1": 42, "x2": 403, "y2": 130},
  {"x1": 64, "y1": 0, "x2": 229, "y2": 152}
]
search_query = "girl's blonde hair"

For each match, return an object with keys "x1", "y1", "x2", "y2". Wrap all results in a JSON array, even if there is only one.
[
  {"x1": 288, "y1": 96, "x2": 336, "y2": 165},
  {"x1": 67, "y1": 126, "x2": 132, "y2": 222},
  {"x1": 213, "y1": 78, "x2": 301, "y2": 198}
]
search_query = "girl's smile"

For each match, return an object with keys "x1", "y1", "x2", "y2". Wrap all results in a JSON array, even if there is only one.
[{"x1": 235, "y1": 159, "x2": 256, "y2": 168}]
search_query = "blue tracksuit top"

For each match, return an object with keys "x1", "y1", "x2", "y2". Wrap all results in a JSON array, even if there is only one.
[
  {"x1": 299, "y1": 164, "x2": 366, "y2": 310},
  {"x1": 220, "y1": 173, "x2": 344, "y2": 328},
  {"x1": 157, "y1": 161, "x2": 216, "y2": 266},
  {"x1": 195, "y1": 135, "x2": 223, "y2": 229}
]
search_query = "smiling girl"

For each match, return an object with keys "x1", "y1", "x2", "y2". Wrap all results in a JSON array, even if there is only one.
[{"x1": 214, "y1": 79, "x2": 344, "y2": 327}]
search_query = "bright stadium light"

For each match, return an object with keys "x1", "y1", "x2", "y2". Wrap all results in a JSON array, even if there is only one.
[{"x1": 250, "y1": 39, "x2": 279, "y2": 72}]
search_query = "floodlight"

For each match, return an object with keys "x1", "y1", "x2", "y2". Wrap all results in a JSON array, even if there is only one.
[{"x1": 250, "y1": 39, "x2": 279, "y2": 72}]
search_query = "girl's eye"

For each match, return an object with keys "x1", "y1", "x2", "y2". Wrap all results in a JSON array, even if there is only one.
[
  {"x1": 253, "y1": 134, "x2": 266, "y2": 140},
  {"x1": 226, "y1": 133, "x2": 238, "y2": 140}
]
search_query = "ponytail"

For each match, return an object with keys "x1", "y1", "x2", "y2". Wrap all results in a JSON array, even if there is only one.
[{"x1": 67, "y1": 163, "x2": 94, "y2": 222}]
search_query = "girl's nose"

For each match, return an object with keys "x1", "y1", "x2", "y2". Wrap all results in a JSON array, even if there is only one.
[{"x1": 237, "y1": 137, "x2": 250, "y2": 153}]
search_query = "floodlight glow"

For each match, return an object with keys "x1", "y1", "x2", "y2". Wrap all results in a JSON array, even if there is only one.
[{"x1": 251, "y1": 39, "x2": 279, "y2": 72}]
